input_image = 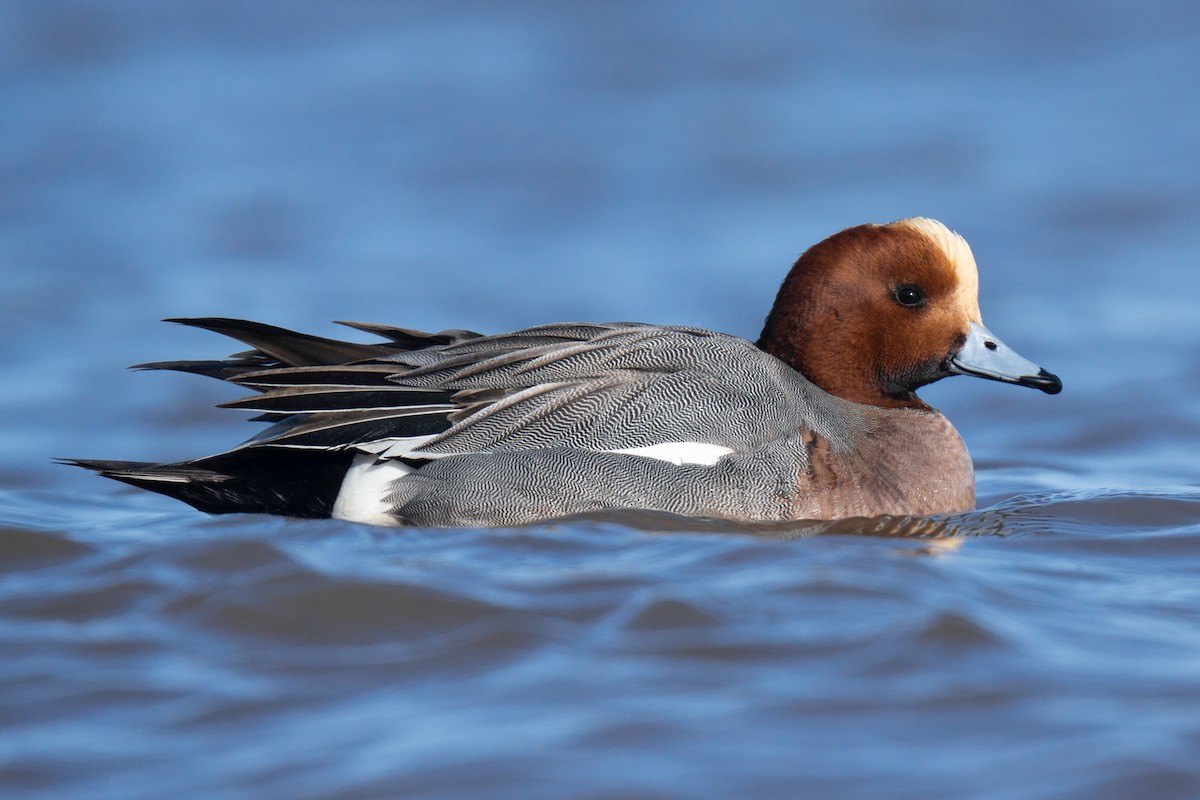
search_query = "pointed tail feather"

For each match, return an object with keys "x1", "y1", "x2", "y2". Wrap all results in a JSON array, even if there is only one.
[
  {"x1": 162, "y1": 317, "x2": 388, "y2": 367},
  {"x1": 334, "y1": 321, "x2": 482, "y2": 349},
  {"x1": 61, "y1": 450, "x2": 355, "y2": 519},
  {"x1": 66, "y1": 317, "x2": 473, "y2": 520}
]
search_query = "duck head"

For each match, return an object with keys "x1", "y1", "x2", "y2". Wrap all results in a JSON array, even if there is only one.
[{"x1": 757, "y1": 218, "x2": 1062, "y2": 409}]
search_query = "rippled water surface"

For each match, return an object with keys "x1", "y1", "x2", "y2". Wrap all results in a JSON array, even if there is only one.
[{"x1": 4, "y1": 2, "x2": 1200, "y2": 798}]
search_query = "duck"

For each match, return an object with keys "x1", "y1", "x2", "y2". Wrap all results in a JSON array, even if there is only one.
[{"x1": 68, "y1": 218, "x2": 1061, "y2": 527}]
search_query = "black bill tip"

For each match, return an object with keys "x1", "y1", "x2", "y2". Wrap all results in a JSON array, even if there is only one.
[{"x1": 1021, "y1": 368, "x2": 1062, "y2": 395}]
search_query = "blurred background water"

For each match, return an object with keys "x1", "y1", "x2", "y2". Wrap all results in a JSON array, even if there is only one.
[{"x1": 2, "y1": 1, "x2": 1200, "y2": 798}]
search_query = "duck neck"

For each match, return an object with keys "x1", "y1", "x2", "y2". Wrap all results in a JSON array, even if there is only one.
[{"x1": 756, "y1": 302, "x2": 930, "y2": 411}]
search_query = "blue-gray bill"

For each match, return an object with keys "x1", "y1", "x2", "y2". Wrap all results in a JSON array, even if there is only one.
[{"x1": 949, "y1": 321, "x2": 1062, "y2": 395}]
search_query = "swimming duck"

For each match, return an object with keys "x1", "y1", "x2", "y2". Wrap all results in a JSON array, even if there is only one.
[{"x1": 69, "y1": 218, "x2": 1061, "y2": 527}]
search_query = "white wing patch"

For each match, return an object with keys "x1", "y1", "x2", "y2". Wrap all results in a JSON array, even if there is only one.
[{"x1": 607, "y1": 442, "x2": 734, "y2": 466}]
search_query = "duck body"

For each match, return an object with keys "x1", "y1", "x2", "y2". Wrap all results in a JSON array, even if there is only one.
[{"x1": 70, "y1": 218, "x2": 1059, "y2": 527}]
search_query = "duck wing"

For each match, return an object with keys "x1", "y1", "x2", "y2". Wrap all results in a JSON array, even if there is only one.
[{"x1": 207, "y1": 321, "x2": 846, "y2": 461}]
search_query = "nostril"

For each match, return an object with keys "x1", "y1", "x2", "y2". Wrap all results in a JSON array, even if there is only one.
[{"x1": 984, "y1": 340, "x2": 998, "y2": 351}]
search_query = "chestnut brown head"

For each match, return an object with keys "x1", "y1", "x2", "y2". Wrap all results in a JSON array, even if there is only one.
[{"x1": 757, "y1": 218, "x2": 1060, "y2": 408}]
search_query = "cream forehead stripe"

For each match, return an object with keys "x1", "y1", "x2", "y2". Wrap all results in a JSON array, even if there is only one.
[{"x1": 894, "y1": 217, "x2": 982, "y2": 322}]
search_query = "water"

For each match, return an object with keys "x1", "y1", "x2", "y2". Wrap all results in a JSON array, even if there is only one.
[{"x1": 3, "y1": 2, "x2": 1200, "y2": 797}]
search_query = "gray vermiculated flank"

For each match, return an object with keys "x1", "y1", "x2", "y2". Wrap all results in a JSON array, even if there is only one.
[{"x1": 354, "y1": 323, "x2": 868, "y2": 525}]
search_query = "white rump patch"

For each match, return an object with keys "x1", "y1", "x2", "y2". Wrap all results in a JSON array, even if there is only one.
[
  {"x1": 607, "y1": 442, "x2": 734, "y2": 466},
  {"x1": 332, "y1": 454, "x2": 411, "y2": 526}
]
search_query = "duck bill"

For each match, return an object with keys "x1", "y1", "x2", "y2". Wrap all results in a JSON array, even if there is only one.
[{"x1": 949, "y1": 321, "x2": 1062, "y2": 394}]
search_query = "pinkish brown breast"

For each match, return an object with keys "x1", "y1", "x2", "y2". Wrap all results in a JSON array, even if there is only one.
[{"x1": 788, "y1": 407, "x2": 975, "y2": 519}]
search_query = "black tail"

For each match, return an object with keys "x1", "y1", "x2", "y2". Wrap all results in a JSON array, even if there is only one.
[
  {"x1": 62, "y1": 448, "x2": 356, "y2": 519},
  {"x1": 66, "y1": 317, "x2": 481, "y2": 520}
]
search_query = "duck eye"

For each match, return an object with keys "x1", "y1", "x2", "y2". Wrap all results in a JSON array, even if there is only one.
[{"x1": 894, "y1": 284, "x2": 926, "y2": 308}]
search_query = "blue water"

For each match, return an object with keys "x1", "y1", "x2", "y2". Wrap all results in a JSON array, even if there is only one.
[{"x1": 3, "y1": 2, "x2": 1200, "y2": 797}]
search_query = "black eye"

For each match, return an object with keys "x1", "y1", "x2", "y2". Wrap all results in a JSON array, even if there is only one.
[{"x1": 894, "y1": 284, "x2": 926, "y2": 308}]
